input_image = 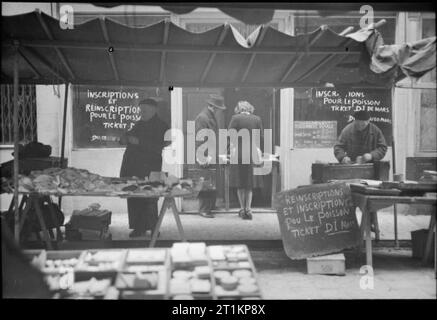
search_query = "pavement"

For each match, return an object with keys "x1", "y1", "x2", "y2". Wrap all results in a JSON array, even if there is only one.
[
  {"x1": 61, "y1": 207, "x2": 436, "y2": 299},
  {"x1": 73, "y1": 207, "x2": 431, "y2": 241}
]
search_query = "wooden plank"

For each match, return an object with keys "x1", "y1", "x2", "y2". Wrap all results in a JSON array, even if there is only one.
[
  {"x1": 200, "y1": 24, "x2": 229, "y2": 83},
  {"x1": 18, "y1": 46, "x2": 67, "y2": 82},
  {"x1": 17, "y1": 49, "x2": 41, "y2": 79},
  {"x1": 294, "y1": 38, "x2": 355, "y2": 83},
  {"x1": 36, "y1": 10, "x2": 75, "y2": 80},
  {"x1": 13, "y1": 45, "x2": 20, "y2": 242},
  {"x1": 307, "y1": 253, "x2": 346, "y2": 275},
  {"x1": 149, "y1": 198, "x2": 171, "y2": 248},
  {"x1": 159, "y1": 19, "x2": 170, "y2": 83},
  {"x1": 280, "y1": 25, "x2": 328, "y2": 82},
  {"x1": 3, "y1": 77, "x2": 392, "y2": 89},
  {"x1": 99, "y1": 17, "x2": 119, "y2": 81},
  {"x1": 241, "y1": 25, "x2": 268, "y2": 82},
  {"x1": 5, "y1": 39, "x2": 362, "y2": 55}
]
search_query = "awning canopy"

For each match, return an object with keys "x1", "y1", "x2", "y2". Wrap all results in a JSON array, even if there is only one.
[{"x1": 1, "y1": 11, "x2": 435, "y2": 88}]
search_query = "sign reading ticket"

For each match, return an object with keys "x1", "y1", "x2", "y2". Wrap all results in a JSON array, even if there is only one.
[{"x1": 274, "y1": 182, "x2": 360, "y2": 259}]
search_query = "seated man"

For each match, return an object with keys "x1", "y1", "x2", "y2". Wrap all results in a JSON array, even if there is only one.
[{"x1": 334, "y1": 110, "x2": 387, "y2": 164}]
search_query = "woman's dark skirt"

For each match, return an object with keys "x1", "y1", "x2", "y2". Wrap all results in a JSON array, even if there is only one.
[{"x1": 229, "y1": 164, "x2": 263, "y2": 189}]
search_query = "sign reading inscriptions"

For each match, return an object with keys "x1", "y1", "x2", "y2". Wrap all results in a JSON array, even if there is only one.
[
  {"x1": 274, "y1": 182, "x2": 360, "y2": 259},
  {"x1": 73, "y1": 86, "x2": 170, "y2": 148},
  {"x1": 294, "y1": 121, "x2": 337, "y2": 148},
  {"x1": 293, "y1": 88, "x2": 392, "y2": 147}
]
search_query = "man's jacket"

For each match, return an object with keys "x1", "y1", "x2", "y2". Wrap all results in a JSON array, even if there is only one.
[{"x1": 334, "y1": 122, "x2": 387, "y2": 162}]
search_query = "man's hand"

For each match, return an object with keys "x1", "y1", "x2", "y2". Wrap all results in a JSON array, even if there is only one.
[
  {"x1": 127, "y1": 136, "x2": 139, "y2": 145},
  {"x1": 342, "y1": 156, "x2": 352, "y2": 164},
  {"x1": 363, "y1": 153, "x2": 372, "y2": 162}
]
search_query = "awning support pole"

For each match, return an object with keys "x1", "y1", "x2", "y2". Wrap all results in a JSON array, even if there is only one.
[
  {"x1": 391, "y1": 87, "x2": 399, "y2": 249},
  {"x1": 58, "y1": 83, "x2": 69, "y2": 208},
  {"x1": 13, "y1": 42, "x2": 20, "y2": 243},
  {"x1": 60, "y1": 83, "x2": 69, "y2": 168}
]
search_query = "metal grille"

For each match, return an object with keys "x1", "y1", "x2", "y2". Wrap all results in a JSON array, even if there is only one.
[{"x1": 0, "y1": 84, "x2": 37, "y2": 144}]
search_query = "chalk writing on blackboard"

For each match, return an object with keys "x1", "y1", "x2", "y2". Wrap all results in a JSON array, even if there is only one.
[
  {"x1": 275, "y1": 182, "x2": 360, "y2": 259},
  {"x1": 73, "y1": 86, "x2": 170, "y2": 148},
  {"x1": 294, "y1": 88, "x2": 392, "y2": 146},
  {"x1": 294, "y1": 121, "x2": 337, "y2": 148}
]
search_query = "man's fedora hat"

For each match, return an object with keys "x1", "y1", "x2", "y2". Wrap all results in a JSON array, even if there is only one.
[
  {"x1": 206, "y1": 94, "x2": 227, "y2": 110},
  {"x1": 139, "y1": 97, "x2": 159, "y2": 107}
]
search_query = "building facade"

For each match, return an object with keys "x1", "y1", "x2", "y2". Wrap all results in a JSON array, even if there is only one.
[{"x1": 1, "y1": 3, "x2": 435, "y2": 214}]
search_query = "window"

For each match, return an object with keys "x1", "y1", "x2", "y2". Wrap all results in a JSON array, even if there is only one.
[
  {"x1": 0, "y1": 84, "x2": 37, "y2": 145},
  {"x1": 419, "y1": 89, "x2": 436, "y2": 152}
]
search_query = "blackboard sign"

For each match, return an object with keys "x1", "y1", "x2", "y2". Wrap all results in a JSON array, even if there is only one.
[
  {"x1": 294, "y1": 88, "x2": 392, "y2": 148},
  {"x1": 73, "y1": 86, "x2": 170, "y2": 148},
  {"x1": 294, "y1": 121, "x2": 337, "y2": 148},
  {"x1": 274, "y1": 182, "x2": 360, "y2": 259}
]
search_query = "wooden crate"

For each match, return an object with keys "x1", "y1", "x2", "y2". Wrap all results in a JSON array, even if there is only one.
[
  {"x1": 311, "y1": 161, "x2": 390, "y2": 183},
  {"x1": 306, "y1": 253, "x2": 346, "y2": 275}
]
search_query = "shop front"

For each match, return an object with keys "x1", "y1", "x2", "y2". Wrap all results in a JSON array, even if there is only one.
[{"x1": 1, "y1": 5, "x2": 436, "y2": 301}]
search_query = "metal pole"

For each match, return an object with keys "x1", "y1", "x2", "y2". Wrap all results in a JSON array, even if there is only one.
[
  {"x1": 272, "y1": 88, "x2": 276, "y2": 148},
  {"x1": 391, "y1": 87, "x2": 399, "y2": 249},
  {"x1": 60, "y1": 83, "x2": 69, "y2": 168},
  {"x1": 58, "y1": 83, "x2": 69, "y2": 208},
  {"x1": 13, "y1": 43, "x2": 20, "y2": 242}
]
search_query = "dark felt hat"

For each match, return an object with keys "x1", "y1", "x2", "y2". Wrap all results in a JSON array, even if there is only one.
[
  {"x1": 206, "y1": 94, "x2": 227, "y2": 110},
  {"x1": 353, "y1": 110, "x2": 370, "y2": 121}
]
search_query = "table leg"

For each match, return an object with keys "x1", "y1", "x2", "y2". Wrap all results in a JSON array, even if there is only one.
[
  {"x1": 422, "y1": 212, "x2": 435, "y2": 266},
  {"x1": 47, "y1": 197, "x2": 63, "y2": 241},
  {"x1": 32, "y1": 196, "x2": 53, "y2": 250},
  {"x1": 224, "y1": 165, "x2": 229, "y2": 211},
  {"x1": 356, "y1": 206, "x2": 365, "y2": 257},
  {"x1": 170, "y1": 198, "x2": 186, "y2": 242},
  {"x1": 271, "y1": 163, "x2": 278, "y2": 208},
  {"x1": 394, "y1": 203, "x2": 399, "y2": 248},
  {"x1": 370, "y1": 211, "x2": 380, "y2": 242},
  {"x1": 149, "y1": 198, "x2": 171, "y2": 248},
  {"x1": 364, "y1": 208, "x2": 373, "y2": 267},
  {"x1": 18, "y1": 195, "x2": 32, "y2": 235}
]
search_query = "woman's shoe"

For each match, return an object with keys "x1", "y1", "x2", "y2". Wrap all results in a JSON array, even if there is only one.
[
  {"x1": 238, "y1": 209, "x2": 245, "y2": 218},
  {"x1": 242, "y1": 209, "x2": 253, "y2": 220}
]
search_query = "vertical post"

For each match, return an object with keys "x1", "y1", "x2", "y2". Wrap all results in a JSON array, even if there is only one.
[
  {"x1": 58, "y1": 83, "x2": 69, "y2": 208},
  {"x1": 13, "y1": 43, "x2": 20, "y2": 242},
  {"x1": 272, "y1": 88, "x2": 276, "y2": 148},
  {"x1": 60, "y1": 83, "x2": 69, "y2": 168},
  {"x1": 391, "y1": 87, "x2": 399, "y2": 248}
]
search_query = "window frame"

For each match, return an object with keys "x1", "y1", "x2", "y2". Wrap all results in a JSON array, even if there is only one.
[{"x1": 414, "y1": 12, "x2": 436, "y2": 156}]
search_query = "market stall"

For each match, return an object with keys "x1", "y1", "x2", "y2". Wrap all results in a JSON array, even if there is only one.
[{"x1": 1, "y1": 10, "x2": 435, "y2": 251}]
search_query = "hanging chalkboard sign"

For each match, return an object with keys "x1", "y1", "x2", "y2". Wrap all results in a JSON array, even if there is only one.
[
  {"x1": 294, "y1": 88, "x2": 392, "y2": 148},
  {"x1": 274, "y1": 182, "x2": 360, "y2": 259},
  {"x1": 72, "y1": 85, "x2": 170, "y2": 148},
  {"x1": 294, "y1": 121, "x2": 337, "y2": 148}
]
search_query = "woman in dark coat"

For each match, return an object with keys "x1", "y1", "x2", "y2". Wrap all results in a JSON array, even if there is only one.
[{"x1": 228, "y1": 101, "x2": 264, "y2": 220}]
